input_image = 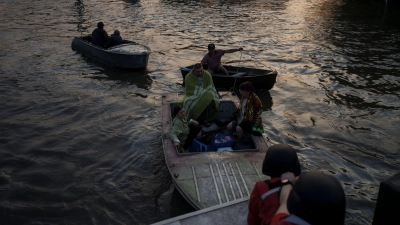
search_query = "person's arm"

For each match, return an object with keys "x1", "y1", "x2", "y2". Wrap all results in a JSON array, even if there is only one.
[
  {"x1": 224, "y1": 47, "x2": 243, "y2": 53},
  {"x1": 276, "y1": 183, "x2": 291, "y2": 215},
  {"x1": 170, "y1": 119, "x2": 182, "y2": 147},
  {"x1": 252, "y1": 95, "x2": 263, "y2": 122},
  {"x1": 270, "y1": 172, "x2": 296, "y2": 225},
  {"x1": 276, "y1": 172, "x2": 296, "y2": 214},
  {"x1": 189, "y1": 119, "x2": 199, "y2": 126}
]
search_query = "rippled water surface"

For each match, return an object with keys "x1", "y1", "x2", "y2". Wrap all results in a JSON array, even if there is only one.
[{"x1": 0, "y1": 0, "x2": 399, "y2": 224}]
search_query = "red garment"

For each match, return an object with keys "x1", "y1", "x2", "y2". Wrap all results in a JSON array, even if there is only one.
[
  {"x1": 271, "y1": 213, "x2": 291, "y2": 225},
  {"x1": 247, "y1": 177, "x2": 281, "y2": 225}
]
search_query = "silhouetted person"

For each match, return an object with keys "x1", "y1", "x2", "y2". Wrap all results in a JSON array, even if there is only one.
[
  {"x1": 91, "y1": 22, "x2": 108, "y2": 47},
  {"x1": 105, "y1": 30, "x2": 123, "y2": 48}
]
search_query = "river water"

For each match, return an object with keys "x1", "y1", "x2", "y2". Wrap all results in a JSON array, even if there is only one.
[{"x1": 0, "y1": 0, "x2": 399, "y2": 224}]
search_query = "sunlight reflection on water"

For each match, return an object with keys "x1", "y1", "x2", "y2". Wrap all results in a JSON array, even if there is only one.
[{"x1": 0, "y1": 0, "x2": 399, "y2": 225}]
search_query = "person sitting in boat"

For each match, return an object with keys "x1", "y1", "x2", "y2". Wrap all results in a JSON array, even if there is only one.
[
  {"x1": 183, "y1": 63, "x2": 220, "y2": 125},
  {"x1": 170, "y1": 105, "x2": 202, "y2": 152},
  {"x1": 104, "y1": 30, "x2": 123, "y2": 48},
  {"x1": 227, "y1": 81, "x2": 264, "y2": 139},
  {"x1": 91, "y1": 22, "x2": 109, "y2": 47},
  {"x1": 271, "y1": 172, "x2": 346, "y2": 225},
  {"x1": 201, "y1": 43, "x2": 243, "y2": 75},
  {"x1": 248, "y1": 144, "x2": 301, "y2": 225}
]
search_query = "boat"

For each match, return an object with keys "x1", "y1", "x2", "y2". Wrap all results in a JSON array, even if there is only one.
[
  {"x1": 179, "y1": 64, "x2": 278, "y2": 90},
  {"x1": 71, "y1": 36, "x2": 151, "y2": 70},
  {"x1": 152, "y1": 196, "x2": 249, "y2": 225},
  {"x1": 161, "y1": 91, "x2": 269, "y2": 210}
]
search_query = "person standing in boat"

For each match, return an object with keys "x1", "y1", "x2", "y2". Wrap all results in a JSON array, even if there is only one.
[
  {"x1": 201, "y1": 43, "x2": 243, "y2": 75},
  {"x1": 104, "y1": 30, "x2": 123, "y2": 48},
  {"x1": 170, "y1": 105, "x2": 202, "y2": 152},
  {"x1": 91, "y1": 22, "x2": 108, "y2": 47},
  {"x1": 227, "y1": 81, "x2": 264, "y2": 139},
  {"x1": 248, "y1": 144, "x2": 301, "y2": 225},
  {"x1": 183, "y1": 63, "x2": 220, "y2": 125},
  {"x1": 270, "y1": 172, "x2": 346, "y2": 225}
]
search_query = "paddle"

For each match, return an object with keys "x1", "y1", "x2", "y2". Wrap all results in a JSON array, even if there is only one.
[
  {"x1": 231, "y1": 72, "x2": 247, "y2": 77},
  {"x1": 179, "y1": 66, "x2": 192, "y2": 72}
]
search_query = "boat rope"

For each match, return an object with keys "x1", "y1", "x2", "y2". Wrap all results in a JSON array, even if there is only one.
[
  {"x1": 243, "y1": 51, "x2": 267, "y2": 67},
  {"x1": 236, "y1": 50, "x2": 243, "y2": 73},
  {"x1": 228, "y1": 50, "x2": 243, "y2": 95}
]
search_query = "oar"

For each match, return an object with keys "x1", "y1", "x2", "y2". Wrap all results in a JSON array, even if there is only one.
[
  {"x1": 237, "y1": 50, "x2": 243, "y2": 73},
  {"x1": 179, "y1": 66, "x2": 192, "y2": 72}
]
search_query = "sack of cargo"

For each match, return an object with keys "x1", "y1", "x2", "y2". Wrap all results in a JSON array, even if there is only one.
[{"x1": 211, "y1": 134, "x2": 234, "y2": 149}]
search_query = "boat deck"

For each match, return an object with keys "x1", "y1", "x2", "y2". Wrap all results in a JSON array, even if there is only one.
[{"x1": 152, "y1": 197, "x2": 249, "y2": 225}]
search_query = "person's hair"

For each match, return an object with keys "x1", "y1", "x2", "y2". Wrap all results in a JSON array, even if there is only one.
[
  {"x1": 239, "y1": 81, "x2": 254, "y2": 92},
  {"x1": 287, "y1": 172, "x2": 346, "y2": 225},
  {"x1": 208, "y1": 43, "x2": 215, "y2": 50},
  {"x1": 194, "y1": 63, "x2": 203, "y2": 70},
  {"x1": 261, "y1": 144, "x2": 301, "y2": 178},
  {"x1": 113, "y1": 30, "x2": 120, "y2": 35},
  {"x1": 97, "y1": 22, "x2": 104, "y2": 28},
  {"x1": 173, "y1": 105, "x2": 183, "y2": 117}
]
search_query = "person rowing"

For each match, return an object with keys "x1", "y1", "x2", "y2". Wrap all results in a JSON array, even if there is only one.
[{"x1": 201, "y1": 43, "x2": 243, "y2": 75}]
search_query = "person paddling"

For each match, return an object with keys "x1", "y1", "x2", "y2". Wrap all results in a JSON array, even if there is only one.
[{"x1": 201, "y1": 43, "x2": 243, "y2": 75}]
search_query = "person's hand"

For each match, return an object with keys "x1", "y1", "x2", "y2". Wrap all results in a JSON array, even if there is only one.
[
  {"x1": 174, "y1": 142, "x2": 180, "y2": 147},
  {"x1": 281, "y1": 172, "x2": 296, "y2": 183},
  {"x1": 192, "y1": 120, "x2": 199, "y2": 126}
]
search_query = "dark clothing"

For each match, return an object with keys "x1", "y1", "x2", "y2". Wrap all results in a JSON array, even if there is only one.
[
  {"x1": 232, "y1": 120, "x2": 252, "y2": 134},
  {"x1": 182, "y1": 125, "x2": 202, "y2": 150},
  {"x1": 196, "y1": 102, "x2": 214, "y2": 124},
  {"x1": 105, "y1": 34, "x2": 123, "y2": 48},
  {"x1": 91, "y1": 28, "x2": 108, "y2": 47}
]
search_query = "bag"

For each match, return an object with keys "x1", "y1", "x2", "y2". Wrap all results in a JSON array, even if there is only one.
[
  {"x1": 211, "y1": 134, "x2": 234, "y2": 149},
  {"x1": 252, "y1": 124, "x2": 264, "y2": 136}
]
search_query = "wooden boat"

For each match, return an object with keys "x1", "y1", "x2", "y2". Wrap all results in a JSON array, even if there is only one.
[
  {"x1": 71, "y1": 36, "x2": 151, "y2": 70},
  {"x1": 152, "y1": 196, "x2": 249, "y2": 225},
  {"x1": 179, "y1": 64, "x2": 278, "y2": 90},
  {"x1": 161, "y1": 92, "x2": 269, "y2": 210}
]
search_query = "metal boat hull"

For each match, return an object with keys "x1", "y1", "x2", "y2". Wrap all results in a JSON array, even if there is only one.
[
  {"x1": 71, "y1": 36, "x2": 150, "y2": 70},
  {"x1": 161, "y1": 92, "x2": 269, "y2": 210},
  {"x1": 180, "y1": 64, "x2": 278, "y2": 90}
]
